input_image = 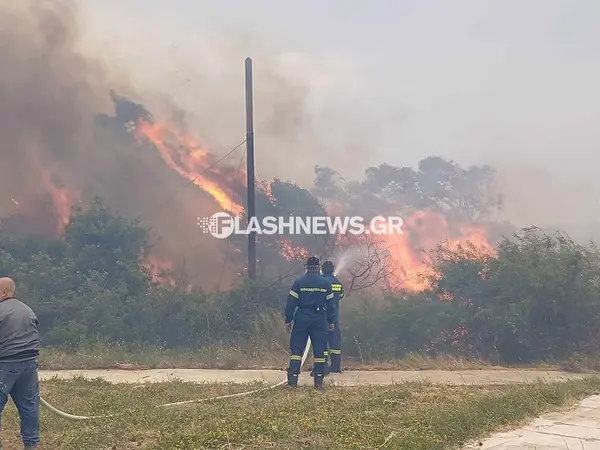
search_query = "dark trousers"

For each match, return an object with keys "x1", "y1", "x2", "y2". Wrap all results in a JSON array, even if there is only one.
[
  {"x1": 0, "y1": 359, "x2": 40, "y2": 447},
  {"x1": 328, "y1": 322, "x2": 342, "y2": 371},
  {"x1": 288, "y1": 314, "x2": 328, "y2": 377}
]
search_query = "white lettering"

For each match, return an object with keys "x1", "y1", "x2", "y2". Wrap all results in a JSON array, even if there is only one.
[
  {"x1": 328, "y1": 216, "x2": 350, "y2": 234},
  {"x1": 246, "y1": 216, "x2": 262, "y2": 234},
  {"x1": 295, "y1": 217, "x2": 311, "y2": 235},
  {"x1": 370, "y1": 216, "x2": 387, "y2": 234},
  {"x1": 388, "y1": 216, "x2": 404, "y2": 234},
  {"x1": 348, "y1": 216, "x2": 365, "y2": 235},
  {"x1": 279, "y1": 216, "x2": 294, "y2": 234},
  {"x1": 262, "y1": 216, "x2": 278, "y2": 235},
  {"x1": 233, "y1": 216, "x2": 243, "y2": 233},
  {"x1": 312, "y1": 217, "x2": 327, "y2": 234}
]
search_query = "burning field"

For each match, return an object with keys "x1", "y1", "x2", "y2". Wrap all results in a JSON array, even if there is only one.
[{"x1": 0, "y1": 0, "x2": 500, "y2": 292}]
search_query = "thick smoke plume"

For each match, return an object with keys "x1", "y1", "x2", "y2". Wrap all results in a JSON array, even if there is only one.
[
  {"x1": 0, "y1": 1, "x2": 246, "y2": 286},
  {"x1": 6, "y1": 1, "x2": 591, "y2": 293},
  {"x1": 1, "y1": 0, "x2": 373, "y2": 289},
  {"x1": 0, "y1": 0, "x2": 104, "y2": 229}
]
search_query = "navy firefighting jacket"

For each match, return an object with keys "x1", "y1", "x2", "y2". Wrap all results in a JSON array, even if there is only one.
[
  {"x1": 322, "y1": 273, "x2": 344, "y2": 322},
  {"x1": 285, "y1": 272, "x2": 336, "y2": 325}
]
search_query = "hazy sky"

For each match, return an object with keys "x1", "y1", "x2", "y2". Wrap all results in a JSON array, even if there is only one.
[{"x1": 74, "y1": 0, "x2": 600, "y2": 233}]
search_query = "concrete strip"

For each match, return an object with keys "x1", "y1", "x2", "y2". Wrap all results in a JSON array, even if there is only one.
[
  {"x1": 463, "y1": 394, "x2": 600, "y2": 449},
  {"x1": 38, "y1": 368, "x2": 587, "y2": 386}
]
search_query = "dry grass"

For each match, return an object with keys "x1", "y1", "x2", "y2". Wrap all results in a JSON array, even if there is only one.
[
  {"x1": 556, "y1": 352, "x2": 600, "y2": 373},
  {"x1": 39, "y1": 343, "x2": 287, "y2": 371},
  {"x1": 39, "y1": 344, "x2": 561, "y2": 372},
  {"x1": 1, "y1": 377, "x2": 599, "y2": 449}
]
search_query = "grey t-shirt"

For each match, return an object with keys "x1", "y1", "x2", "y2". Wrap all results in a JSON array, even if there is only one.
[{"x1": 0, "y1": 297, "x2": 39, "y2": 360}]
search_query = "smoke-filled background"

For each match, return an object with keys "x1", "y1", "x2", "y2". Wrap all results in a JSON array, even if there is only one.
[
  {"x1": 2, "y1": 0, "x2": 600, "y2": 289},
  {"x1": 76, "y1": 0, "x2": 600, "y2": 236}
]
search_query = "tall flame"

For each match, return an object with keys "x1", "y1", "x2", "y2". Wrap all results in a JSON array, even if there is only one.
[
  {"x1": 134, "y1": 120, "x2": 245, "y2": 216},
  {"x1": 1, "y1": 98, "x2": 496, "y2": 292},
  {"x1": 258, "y1": 180, "x2": 276, "y2": 204},
  {"x1": 2, "y1": 167, "x2": 79, "y2": 237},
  {"x1": 39, "y1": 168, "x2": 79, "y2": 234}
]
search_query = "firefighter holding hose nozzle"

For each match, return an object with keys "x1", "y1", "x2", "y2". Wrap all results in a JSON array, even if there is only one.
[
  {"x1": 285, "y1": 256, "x2": 335, "y2": 390},
  {"x1": 310, "y1": 259, "x2": 345, "y2": 376},
  {"x1": 321, "y1": 260, "x2": 344, "y2": 373}
]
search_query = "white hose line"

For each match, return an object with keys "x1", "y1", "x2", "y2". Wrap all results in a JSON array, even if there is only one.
[
  {"x1": 39, "y1": 338, "x2": 313, "y2": 421},
  {"x1": 42, "y1": 259, "x2": 345, "y2": 420}
]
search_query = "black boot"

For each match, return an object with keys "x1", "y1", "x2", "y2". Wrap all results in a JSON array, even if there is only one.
[
  {"x1": 314, "y1": 373, "x2": 324, "y2": 390},
  {"x1": 312, "y1": 365, "x2": 330, "y2": 376},
  {"x1": 287, "y1": 370, "x2": 298, "y2": 387},
  {"x1": 330, "y1": 354, "x2": 342, "y2": 373}
]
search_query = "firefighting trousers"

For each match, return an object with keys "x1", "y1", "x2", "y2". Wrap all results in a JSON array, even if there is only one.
[
  {"x1": 328, "y1": 323, "x2": 342, "y2": 372},
  {"x1": 288, "y1": 319, "x2": 328, "y2": 378}
]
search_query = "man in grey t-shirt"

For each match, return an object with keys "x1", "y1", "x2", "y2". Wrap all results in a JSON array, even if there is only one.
[{"x1": 0, "y1": 277, "x2": 40, "y2": 450}]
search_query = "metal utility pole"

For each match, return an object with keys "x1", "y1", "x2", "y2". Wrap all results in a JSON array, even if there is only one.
[{"x1": 245, "y1": 57, "x2": 257, "y2": 280}]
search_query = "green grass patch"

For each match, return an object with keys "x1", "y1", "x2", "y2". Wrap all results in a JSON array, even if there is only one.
[{"x1": 1, "y1": 377, "x2": 599, "y2": 449}]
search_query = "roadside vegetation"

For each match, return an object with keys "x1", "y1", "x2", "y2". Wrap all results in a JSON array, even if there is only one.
[{"x1": 3, "y1": 197, "x2": 600, "y2": 371}]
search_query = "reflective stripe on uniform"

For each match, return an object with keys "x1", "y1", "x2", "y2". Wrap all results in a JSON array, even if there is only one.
[
  {"x1": 289, "y1": 290, "x2": 299, "y2": 298},
  {"x1": 290, "y1": 355, "x2": 302, "y2": 361},
  {"x1": 323, "y1": 350, "x2": 329, "y2": 356},
  {"x1": 329, "y1": 349, "x2": 342, "y2": 355},
  {"x1": 314, "y1": 358, "x2": 326, "y2": 363},
  {"x1": 331, "y1": 284, "x2": 342, "y2": 291},
  {"x1": 326, "y1": 293, "x2": 334, "y2": 300},
  {"x1": 299, "y1": 287, "x2": 328, "y2": 293}
]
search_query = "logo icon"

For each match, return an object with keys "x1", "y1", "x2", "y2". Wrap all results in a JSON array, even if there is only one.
[{"x1": 198, "y1": 212, "x2": 235, "y2": 239}]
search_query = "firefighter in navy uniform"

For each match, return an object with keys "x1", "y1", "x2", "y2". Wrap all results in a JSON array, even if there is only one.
[
  {"x1": 285, "y1": 256, "x2": 335, "y2": 390},
  {"x1": 321, "y1": 260, "x2": 344, "y2": 373}
]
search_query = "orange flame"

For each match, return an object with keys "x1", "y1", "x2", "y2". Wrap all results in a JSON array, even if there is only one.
[
  {"x1": 145, "y1": 256, "x2": 176, "y2": 286},
  {"x1": 382, "y1": 210, "x2": 495, "y2": 291},
  {"x1": 39, "y1": 168, "x2": 79, "y2": 235},
  {"x1": 258, "y1": 180, "x2": 275, "y2": 204},
  {"x1": 134, "y1": 120, "x2": 245, "y2": 216},
  {"x1": 280, "y1": 239, "x2": 309, "y2": 262},
  {"x1": 271, "y1": 209, "x2": 495, "y2": 292}
]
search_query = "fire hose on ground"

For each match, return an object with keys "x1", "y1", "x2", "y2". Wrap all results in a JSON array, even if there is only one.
[
  {"x1": 40, "y1": 261, "x2": 347, "y2": 421},
  {"x1": 39, "y1": 339, "x2": 313, "y2": 421}
]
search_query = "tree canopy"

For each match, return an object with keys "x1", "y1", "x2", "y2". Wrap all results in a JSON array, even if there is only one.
[
  {"x1": 312, "y1": 157, "x2": 502, "y2": 221},
  {"x1": 0, "y1": 186, "x2": 597, "y2": 366}
]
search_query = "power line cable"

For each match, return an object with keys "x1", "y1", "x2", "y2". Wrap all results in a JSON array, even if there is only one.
[
  {"x1": 152, "y1": 139, "x2": 246, "y2": 210},
  {"x1": 144, "y1": 138, "x2": 246, "y2": 282},
  {"x1": 218, "y1": 148, "x2": 246, "y2": 287}
]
